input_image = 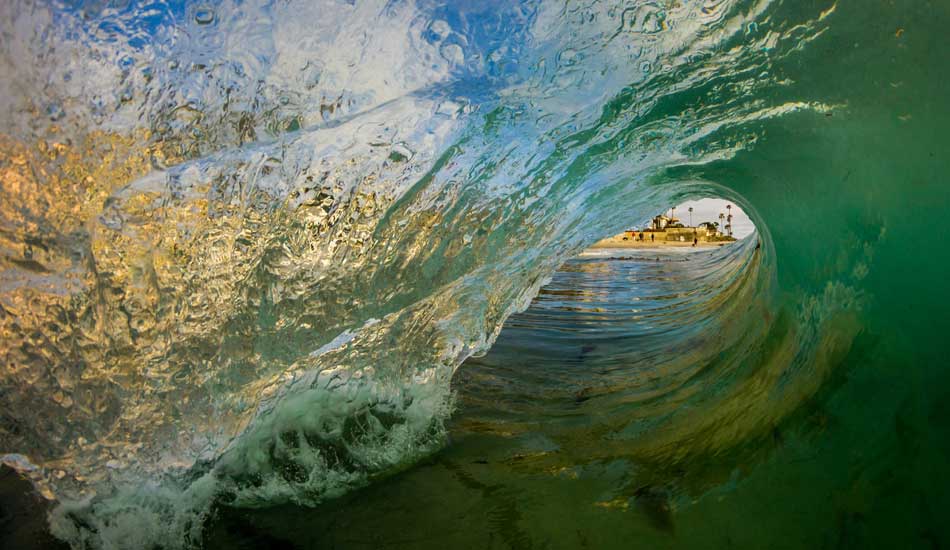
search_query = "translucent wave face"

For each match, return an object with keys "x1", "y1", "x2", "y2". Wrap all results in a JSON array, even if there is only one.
[{"x1": 0, "y1": 0, "x2": 860, "y2": 548}]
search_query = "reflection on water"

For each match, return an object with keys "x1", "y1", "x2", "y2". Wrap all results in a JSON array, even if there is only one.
[
  {"x1": 207, "y1": 239, "x2": 810, "y2": 549},
  {"x1": 456, "y1": 242, "x2": 762, "y2": 429}
]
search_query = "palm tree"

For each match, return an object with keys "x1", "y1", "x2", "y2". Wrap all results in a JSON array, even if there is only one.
[
  {"x1": 688, "y1": 206, "x2": 693, "y2": 227},
  {"x1": 718, "y1": 212, "x2": 725, "y2": 234},
  {"x1": 726, "y1": 213, "x2": 733, "y2": 236},
  {"x1": 671, "y1": 206, "x2": 676, "y2": 223}
]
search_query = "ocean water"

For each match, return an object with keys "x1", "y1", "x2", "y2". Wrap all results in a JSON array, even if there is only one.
[
  {"x1": 0, "y1": 0, "x2": 948, "y2": 548},
  {"x1": 207, "y1": 244, "x2": 773, "y2": 547}
]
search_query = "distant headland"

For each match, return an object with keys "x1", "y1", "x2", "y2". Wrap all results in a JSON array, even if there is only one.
[{"x1": 590, "y1": 206, "x2": 739, "y2": 249}]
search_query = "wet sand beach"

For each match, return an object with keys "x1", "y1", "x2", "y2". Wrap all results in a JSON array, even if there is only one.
[{"x1": 589, "y1": 239, "x2": 734, "y2": 249}]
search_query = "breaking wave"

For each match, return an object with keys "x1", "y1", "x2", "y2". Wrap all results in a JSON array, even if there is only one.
[{"x1": 1, "y1": 0, "x2": 945, "y2": 547}]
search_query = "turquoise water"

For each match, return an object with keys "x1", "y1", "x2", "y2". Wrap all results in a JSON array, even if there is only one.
[{"x1": 0, "y1": 0, "x2": 948, "y2": 548}]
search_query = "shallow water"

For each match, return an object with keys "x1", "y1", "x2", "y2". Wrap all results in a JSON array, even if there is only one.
[{"x1": 0, "y1": 0, "x2": 949, "y2": 548}]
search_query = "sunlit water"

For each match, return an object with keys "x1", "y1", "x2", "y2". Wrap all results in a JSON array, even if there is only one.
[{"x1": 0, "y1": 0, "x2": 949, "y2": 548}]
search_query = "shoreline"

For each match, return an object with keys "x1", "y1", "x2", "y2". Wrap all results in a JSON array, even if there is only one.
[{"x1": 588, "y1": 240, "x2": 734, "y2": 249}]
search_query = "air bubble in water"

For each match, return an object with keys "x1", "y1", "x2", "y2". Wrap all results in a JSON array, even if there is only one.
[
  {"x1": 558, "y1": 49, "x2": 579, "y2": 67},
  {"x1": 440, "y1": 43, "x2": 464, "y2": 65},
  {"x1": 388, "y1": 143, "x2": 413, "y2": 163},
  {"x1": 194, "y1": 7, "x2": 215, "y2": 25},
  {"x1": 46, "y1": 102, "x2": 65, "y2": 121},
  {"x1": 621, "y1": 5, "x2": 667, "y2": 34},
  {"x1": 428, "y1": 20, "x2": 451, "y2": 41}
]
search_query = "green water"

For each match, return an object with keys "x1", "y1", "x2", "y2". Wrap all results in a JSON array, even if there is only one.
[{"x1": 0, "y1": 0, "x2": 948, "y2": 548}]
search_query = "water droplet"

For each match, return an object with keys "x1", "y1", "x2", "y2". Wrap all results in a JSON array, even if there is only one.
[
  {"x1": 621, "y1": 5, "x2": 667, "y2": 34},
  {"x1": 388, "y1": 144, "x2": 413, "y2": 163},
  {"x1": 428, "y1": 20, "x2": 451, "y2": 41},
  {"x1": 440, "y1": 43, "x2": 464, "y2": 65},
  {"x1": 45, "y1": 102, "x2": 65, "y2": 121},
  {"x1": 558, "y1": 49, "x2": 579, "y2": 67},
  {"x1": 194, "y1": 7, "x2": 215, "y2": 25}
]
